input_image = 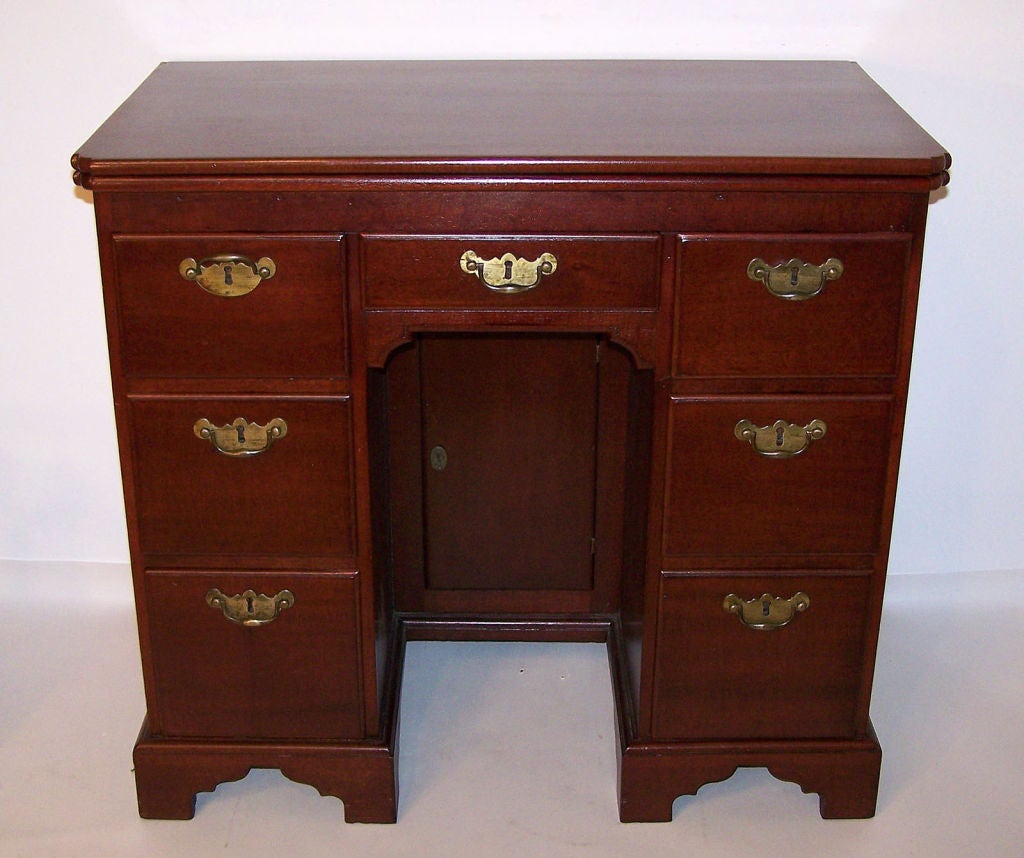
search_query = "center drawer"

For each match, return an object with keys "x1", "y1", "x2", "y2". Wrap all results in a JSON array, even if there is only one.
[{"x1": 360, "y1": 235, "x2": 661, "y2": 310}]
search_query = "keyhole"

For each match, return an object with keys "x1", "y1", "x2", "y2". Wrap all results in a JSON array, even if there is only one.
[
  {"x1": 776, "y1": 425, "x2": 785, "y2": 447},
  {"x1": 790, "y1": 265, "x2": 799, "y2": 287},
  {"x1": 236, "y1": 424, "x2": 246, "y2": 444},
  {"x1": 504, "y1": 259, "x2": 514, "y2": 281},
  {"x1": 762, "y1": 599, "x2": 772, "y2": 617},
  {"x1": 223, "y1": 265, "x2": 233, "y2": 286},
  {"x1": 246, "y1": 595, "x2": 255, "y2": 615},
  {"x1": 429, "y1": 445, "x2": 448, "y2": 471}
]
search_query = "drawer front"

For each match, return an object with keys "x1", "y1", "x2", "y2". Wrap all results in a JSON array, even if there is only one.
[
  {"x1": 361, "y1": 235, "x2": 660, "y2": 310},
  {"x1": 112, "y1": 235, "x2": 346, "y2": 378},
  {"x1": 652, "y1": 573, "x2": 870, "y2": 740},
  {"x1": 145, "y1": 571, "x2": 363, "y2": 740},
  {"x1": 663, "y1": 397, "x2": 892, "y2": 559},
  {"x1": 130, "y1": 397, "x2": 356, "y2": 559},
  {"x1": 673, "y1": 234, "x2": 911, "y2": 378}
]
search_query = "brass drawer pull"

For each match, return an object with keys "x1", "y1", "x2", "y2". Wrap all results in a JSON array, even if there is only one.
[
  {"x1": 206, "y1": 588, "x2": 295, "y2": 627},
  {"x1": 723, "y1": 592, "x2": 810, "y2": 631},
  {"x1": 460, "y1": 250, "x2": 557, "y2": 293},
  {"x1": 179, "y1": 254, "x2": 277, "y2": 297},
  {"x1": 746, "y1": 257, "x2": 843, "y2": 300},
  {"x1": 193, "y1": 417, "x2": 288, "y2": 456},
  {"x1": 734, "y1": 418, "x2": 826, "y2": 458}
]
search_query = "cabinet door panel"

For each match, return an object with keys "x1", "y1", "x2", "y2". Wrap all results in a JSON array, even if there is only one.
[{"x1": 420, "y1": 334, "x2": 599, "y2": 591}]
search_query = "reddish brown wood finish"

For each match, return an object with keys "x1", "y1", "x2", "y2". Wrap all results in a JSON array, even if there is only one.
[
  {"x1": 132, "y1": 721, "x2": 399, "y2": 822},
  {"x1": 420, "y1": 335, "x2": 599, "y2": 592},
  {"x1": 663, "y1": 396, "x2": 893, "y2": 560},
  {"x1": 362, "y1": 236, "x2": 660, "y2": 310},
  {"x1": 72, "y1": 61, "x2": 949, "y2": 182},
  {"x1": 386, "y1": 334, "x2": 635, "y2": 614},
  {"x1": 617, "y1": 730, "x2": 882, "y2": 822},
  {"x1": 128, "y1": 396, "x2": 356, "y2": 561},
  {"x1": 652, "y1": 574, "x2": 871, "y2": 740},
  {"x1": 73, "y1": 60, "x2": 948, "y2": 825},
  {"x1": 113, "y1": 235, "x2": 347, "y2": 379},
  {"x1": 145, "y1": 571, "x2": 363, "y2": 739},
  {"x1": 673, "y1": 234, "x2": 911, "y2": 379}
]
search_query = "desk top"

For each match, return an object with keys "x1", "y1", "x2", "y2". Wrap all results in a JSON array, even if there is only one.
[{"x1": 73, "y1": 60, "x2": 949, "y2": 184}]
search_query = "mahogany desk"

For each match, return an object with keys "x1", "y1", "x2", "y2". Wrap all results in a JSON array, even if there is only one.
[{"x1": 73, "y1": 60, "x2": 949, "y2": 822}]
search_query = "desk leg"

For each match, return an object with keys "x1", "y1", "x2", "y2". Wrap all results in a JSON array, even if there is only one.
[
  {"x1": 132, "y1": 720, "x2": 400, "y2": 823},
  {"x1": 617, "y1": 725, "x2": 882, "y2": 821}
]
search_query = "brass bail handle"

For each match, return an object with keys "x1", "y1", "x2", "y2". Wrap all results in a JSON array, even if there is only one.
[
  {"x1": 734, "y1": 418, "x2": 826, "y2": 458},
  {"x1": 179, "y1": 254, "x2": 277, "y2": 297},
  {"x1": 746, "y1": 257, "x2": 843, "y2": 300},
  {"x1": 206, "y1": 588, "x2": 295, "y2": 627},
  {"x1": 723, "y1": 592, "x2": 810, "y2": 630},
  {"x1": 194, "y1": 418, "x2": 288, "y2": 456},
  {"x1": 460, "y1": 250, "x2": 557, "y2": 293}
]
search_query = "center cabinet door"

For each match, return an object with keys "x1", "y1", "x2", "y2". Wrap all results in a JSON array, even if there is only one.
[{"x1": 389, "y1": 334, "x2": 602, "y2": 605}]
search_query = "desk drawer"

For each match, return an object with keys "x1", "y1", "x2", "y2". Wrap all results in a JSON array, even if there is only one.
[
  {"x1": 651, "y1": 573, "x2": 869, "y2": 740},
  {"x1": 112, "y1": 235, "x2": 346, "y2": 378},
  {"x1": 673, "y1": 234, "x2": 911, "y2": 378},
  {"x1": 663, "y1": 396, "x2": 892, "y2": 559},
  {"x1": 145, "y1": 570, "x2": 363, "y2": 740},
  {"x1": 129, "y1": 396, "x2": 356, "y2": 560},
  {"x1": 361, "y1": 235, "x2": 660, "y2": 310}
]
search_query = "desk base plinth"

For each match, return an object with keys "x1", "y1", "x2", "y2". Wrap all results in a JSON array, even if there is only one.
[
  {"x1": 132, "y1": 721, "x2": 399, "y2": 823},
  {"x1": 616, "y1": 726, "x2": 882, "y2": 822}
]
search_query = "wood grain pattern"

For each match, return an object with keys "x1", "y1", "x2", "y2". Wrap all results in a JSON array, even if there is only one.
[
  {"x1": 73, "y1": 60, "x2": 949, "y2": 824},
  {"x1": 652, "y1": 574, "x2": 870, "y2": 740},
  {"x1": 673, "y1": 233, "x2": 911, "y2": 379},
  {"x1": 385, "y1": 334, "x2": 635, "y2": 615},
  {"x1": 129, "y1": 396, "x2": 356, "y2": 560},
  {"x1": 362, "y1": 235, "x2": 660, "y2": 310},
  {"x1": 73, "y1": 61, "x2": 949, "y2": 181},
  {"x1": 145, "y1": 571, "x2": 363, "y2": 740},
  {"x1": 420, "y1": 335, "x2": 599, "y2": 592},
  {"x1": 617, "y1": 729, "x2": 882, "y2": 822},
  {"x1": 113, "y1": 235, "x2": 347, "y2": 379},
  {"x1": 663, "y1": 396, "x2": 893, "y2": 559}
]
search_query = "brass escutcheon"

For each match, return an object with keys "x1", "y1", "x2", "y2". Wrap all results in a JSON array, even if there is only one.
[
  {"x1": 723, "y1": 592, "x2": 810, "y2": 631},
  {"x1": 193, "y1": 417, "x2": 288, "y2": 456},
  {"x1": 746, "y1": 257, "x2": 843, "y2": 300},
  {"x1": 460, "y1": 250, "x2": 557, "y2": 293},
  {"x1": 429, "y1": 445, "x2": 449, "y2": 471},
  {"x1": 179, "y1": 254, "x2": 277, "y2": 297},
  {"x1": 734, "y1": 418, "x2": 826, "y2": 458},
  {"x1": 206, "y1": 588, "x2": 295, "y2": 627}
]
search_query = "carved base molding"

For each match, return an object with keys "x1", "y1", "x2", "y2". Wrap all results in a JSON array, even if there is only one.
[
  {"x1": 132, "y1": 721, "x2": 400, "y2": 823},
  {"x1": 615, "y1": 726, "x2": 882, "y2": 822},
  {"x1": 132, "y1": 618, "x2": 881, "y2": 823}
]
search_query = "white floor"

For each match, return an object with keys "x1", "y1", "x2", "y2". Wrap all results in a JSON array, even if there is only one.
[{"x1": 2, "y1": 561, "x2": 1022, "y2": 857}]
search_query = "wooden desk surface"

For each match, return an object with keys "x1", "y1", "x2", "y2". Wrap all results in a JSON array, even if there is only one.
[{"x1": 73, "y1": 60, "x2": 949, "y2": 181}]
